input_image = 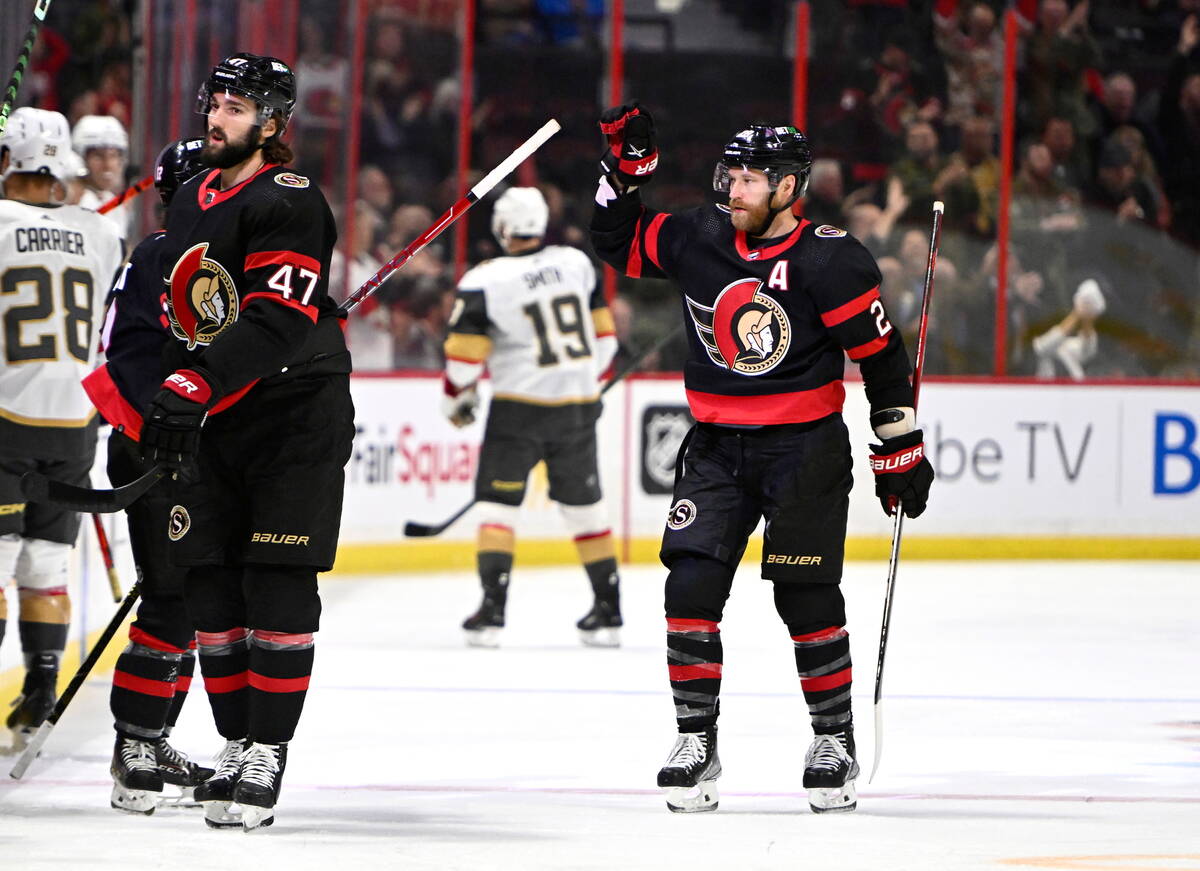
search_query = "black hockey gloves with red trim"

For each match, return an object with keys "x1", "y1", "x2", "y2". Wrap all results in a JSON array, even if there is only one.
[
  {"x1": 599, "y1": 103, "x2": 658, "y2": 189},
  {"x1": 868, "y1": 429, "x2": 934, "y2": 519},
  {"x1": 140, "y1": 367, "x2": 221, "y2": 469}
]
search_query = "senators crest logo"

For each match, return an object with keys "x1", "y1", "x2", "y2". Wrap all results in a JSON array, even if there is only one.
[
  {"x1": 166, "y1": 242, "x2": 238, "y2": 349},
  {"x1": 685, "y1": 278, "x2": 791, "y2": 375}
]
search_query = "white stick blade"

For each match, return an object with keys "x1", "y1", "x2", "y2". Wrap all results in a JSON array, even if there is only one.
[
  {"x1": 869, "y1": 701, "x2": 883, "y2": 783},
  {"x1": 470, "y1": 119, "x2": 561, "y2": 199},
  {"x1": 9, "y1": 721, "x2": 52, "y2": 779}
]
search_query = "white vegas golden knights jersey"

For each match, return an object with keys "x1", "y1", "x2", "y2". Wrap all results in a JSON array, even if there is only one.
[
  {"x1": 445, "y1": 245, "x2": 616, "y2": 405},
  {"x1": 0, "y1": 198, "x2": 123, "y2": 457}
]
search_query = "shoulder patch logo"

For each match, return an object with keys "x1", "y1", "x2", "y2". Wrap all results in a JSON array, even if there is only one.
[
  {"x1": 274, "y1": 172, "x2": 310, "y2": 189},
  {"x1": 685, "y1": 278, "x2": 792, "y2": 376},
  {"x1": 815, "y1": 225, "x2": 847, "y2": 238}
]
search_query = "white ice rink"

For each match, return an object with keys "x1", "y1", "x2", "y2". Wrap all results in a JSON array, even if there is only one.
[{"x1": 2, "y1": 561, "x2": 1198, "y2": 870}]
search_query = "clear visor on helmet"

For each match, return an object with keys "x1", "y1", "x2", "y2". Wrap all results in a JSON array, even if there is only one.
[
  {"x1": 196, "y1": 82, "x2": 275, "y2": 127},
  {"x1": 712, "y1": 161, "x2": 786, "y2": 193}
]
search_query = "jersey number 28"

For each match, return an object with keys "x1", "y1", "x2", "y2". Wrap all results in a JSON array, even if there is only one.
[{"x1": 2, "y1": 266, "x2": 94, "y2": 364}]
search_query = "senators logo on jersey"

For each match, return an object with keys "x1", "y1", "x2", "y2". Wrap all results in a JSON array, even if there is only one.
[
  {"x1": 166, "y1": 242, "x2": 239, "y2": 349},
  {"x1": 686, "y1": 278, "x2": 791, "y2": 375}
]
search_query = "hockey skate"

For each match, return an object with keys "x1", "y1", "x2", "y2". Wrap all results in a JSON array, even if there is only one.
[
  {"x1": 233, "y1": 741, "x2": 287, "y2": 831},
  {"x1": 576, "y1": 599, "x2": 622, "y2": 648},
  {"x1": 803, "y1": 730, "x2": 859, "y2": 814},
  {"x1": 462, "y1": 596, "x2": 505, "y2": 648},
  {"x1": 657, "y1": 727, "x2": 721, "y2": 813},
  {"x1": 155, "y1": 738, "x2": 215, "y2": 808},
  {"x1": 110, "y1": 736, "x2": 164, "y2": 815},
  {"x1": 6, "y1": 666, "x2": 56, "y2": 751},
  {"x1": 194, "y1": 738, "x2": 245, "y2": 829}
]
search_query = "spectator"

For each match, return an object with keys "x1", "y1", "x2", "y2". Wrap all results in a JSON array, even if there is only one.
[
  {"x1": 1041, "y1": 115, "x2": 1090, "y2": 191},
  {"x1": 1089, "y1": 71, "x2": 1163, "y2": 166},
  {"x1": 887, "y1": 120, "x2": 947, "y2": 226},
  {"x1": 1024, "y1": 0, "x2": 1102, "y2": 140},
  {"x1": 1011, "y1": 140, "x2": 1083, "y2": 308},
  {"x1": 358, "y1": 165, "x2": 395, "y2": 226},
  {"x1": 864, "y1": 34, "x2": 946, "y2": 148},
  {"x1": 935, "y1": 1, "x2": 1004, "y2": 135},
  {"x1": 332, "y1": 202, "x2": 391, "y2": 371},
  {"x1": 1109, "y1": 125, "x2": 1170, "y2": 229},
  {"x1": 803, "y1": 159, "x2": 847, "y2": 228},
  {"x1": 933, "y1": 114, "x2": 1001, "y2": 239},
  {"x1": 1157, "y1": 14, "x2": 1200, "y2": 246},
  {"x1": 1083, "y1": 138, "x2": 1157, "y2": 228}
]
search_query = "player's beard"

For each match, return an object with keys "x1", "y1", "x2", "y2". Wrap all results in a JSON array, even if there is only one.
[
  {"x1": 729, "y1": 196, "x2": 771, "y2": 235},
  {"x1": 201, "y1": 125, "x2": 261, "y2": 169}
]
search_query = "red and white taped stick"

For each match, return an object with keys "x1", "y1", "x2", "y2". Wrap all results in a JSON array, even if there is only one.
[{"x1": 91, "y1": 513, "x2": 122, "y2": 601}]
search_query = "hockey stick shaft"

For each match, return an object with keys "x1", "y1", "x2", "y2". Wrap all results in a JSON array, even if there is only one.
[
  {"x1": 339, "y1": 119, "x2": 561, "y2": 316},
  {"x1": 0, "y1": 0, "x2": 53, "y2": 137},
  {"x1": 404, "y1": 324, "x2": 684, "y2": 538},
  {"x1": 9, "y1": 581, "x2": 141, "y2": 779},
  {"x1": 98, "y1": 173, "x2": 154, "y2": 214},
  {"x1": 870, "y1": 200, "x2": 943, "y2": 783},
  {"x1": 91, "y1": 513, "x2": 122, "y2": 601}
]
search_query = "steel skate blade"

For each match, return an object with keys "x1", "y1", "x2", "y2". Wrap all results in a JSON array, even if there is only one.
[
  {"x1": 464, "y1": 627, "x2": 501, "y2": 648},
  {"x1": 110, "y1": 783, "x2": 159, "y2": 815},
  {"x1": 808, "y1": 781, "x2": 858, "y2": 814},
  {"x1": 664, "y1": 780, "x2": 719, "y2": 813},
  {"x1": 241, "y1": 804, "x2": 275, "y2": 831},
  {"x1": 579, "y1": 627, "x2": 621, "y2": 648},
  {"x1": 202, "y1": 800, "x2": 242, "y2": 829},
  {"x1": 157, "y1": 785, "x2": 201, "y2": 808}
]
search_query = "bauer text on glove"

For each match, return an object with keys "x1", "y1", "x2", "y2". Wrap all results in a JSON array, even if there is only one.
[{"x1": 868, "y1": 428, "x2": 934, "y2": 519}]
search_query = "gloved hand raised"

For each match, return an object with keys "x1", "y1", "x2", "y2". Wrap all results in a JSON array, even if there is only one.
[
  {"x1": 140, "y1": 368, "x2": 220, "y2": 469},
  {"x1": 599, "y1": 102, "x2": 658, "y2": 189},
  {"x1": 441, "y1": 377, "x2": 479, "y2": 428},
  {"x1": 868, "y1": 429, "x2": 934, "y2": 519}
]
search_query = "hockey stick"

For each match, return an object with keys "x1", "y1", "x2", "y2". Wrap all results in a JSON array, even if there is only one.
[
  {"x1": 20, "y1": 464, "x2": 166, "y2": 515},
  {"x1": 869, "y1": 200, "x2": 943, "y2": 783},
  {"x1": 404, "y1": 324, "x2": 685, "y2": 538},
  {"x1": 98, "y1": 173, "x2": 154, "y2": 215},
  {"x1": 0, "y1": 0, "x2": 53, "y2": 137},
  {"x1": 9, "y1": 581, "x2": 142, "y2": 779},
  {"x1": 339, "y1": 119, "x2": 561, "y2": 315},
  {"x1": 91, "y1": 513, "x2": 122, "y2": 601}
]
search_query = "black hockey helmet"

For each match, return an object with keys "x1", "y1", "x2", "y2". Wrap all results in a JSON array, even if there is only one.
[
  {"x1": 196, "y1": 53, "x2": 297, "y2": 133},
  {"x1": 154, "y1": 138, "x2": 206, "y2": 206},
  {"x1": 713, "y1": 125, "x2": 813, "y2": 201}
]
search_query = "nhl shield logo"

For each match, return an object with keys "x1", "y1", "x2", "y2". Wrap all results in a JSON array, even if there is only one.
[
  {"x1": 166, "y1": 242, "x2": 239, "y2": 350},
  {"x1": 641, "y1": 406, "x2": 693, "y2": 494},
  {"x1": 685, "y1": 278, "x2": 791, "y2": 375}
]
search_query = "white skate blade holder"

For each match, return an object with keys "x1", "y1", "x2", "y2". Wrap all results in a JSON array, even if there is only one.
[
  {"x1": 241, "y1": 803, "x2": 275, "y2": 831},
  {"x1": 157, "y1": 785, "x2": 201, "y2": 809},
  {"x1": 808, "y1": 781, "x2": 858, "y2": 814},
  {"x1": 203, "y1": 800, "x2": 242, "y2": 829},
  {"x1": 110, "y1": 783, "x2": 158, "y2": 815},
  {"x1": 579, "y1": 626, "x2": 621, "y2": 648},
  {"x1": 464, "y1": 626, "x2": 501, "y2": 648},
  {"x1": 664, "y1": 780, "x2": 719, "y2": 813}
]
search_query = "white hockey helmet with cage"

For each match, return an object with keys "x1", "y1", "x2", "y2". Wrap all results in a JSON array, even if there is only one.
[
  {"x1": 491, "y1": 186, "x2": 549, "y2": 246},
  {"x1": 0, "y1": 107, "x2": 75, "y2": 181},
  {"x1": 71, "y1": 114, "x2": 129, "y2": 155}
]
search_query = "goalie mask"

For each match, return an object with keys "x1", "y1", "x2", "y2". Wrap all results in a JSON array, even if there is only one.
[
  {"x1": 713, "y1": 125, "x2": 813, "y2": 204},
  {"x1": 197, "y1": 53, "x2": 297, "y2": 133},
  {"x1": 491, "y1": 186, "x2": 549, "y2": 247}
]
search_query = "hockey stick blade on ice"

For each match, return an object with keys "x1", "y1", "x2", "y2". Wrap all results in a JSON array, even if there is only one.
[
  {"x1": 403, "y1": 324, "x2": 685, "y2": 538},
  {"x1": 869, "y1": 200, "x2": 943, "y2": 783},
  {"x1": 21, "y1": 465, "x2": 167, "y2": 514}
]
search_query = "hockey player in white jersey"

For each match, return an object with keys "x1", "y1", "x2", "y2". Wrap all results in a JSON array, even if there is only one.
[
  {"x1": 442, "y1": 187, "x2": 623, "y2": 647},
  {"x1": 0, "y1": 107, "x2": 124, "y2": 747},
  {"x1": 72, "y1": 114, "x2": 131, "y2": 243}
]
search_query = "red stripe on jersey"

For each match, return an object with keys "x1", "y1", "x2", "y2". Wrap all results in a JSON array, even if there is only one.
[
  {"x1": 196, "y1": 163, "x2": 279, "y2": 211},
  {"x1": 666, "y1": 618, "x2": 719, "y2": 633},
  {"x1": 247, "y1": 671, "x2": 311, "y2": 693},
  {"x1": 175, "y1": 675, "x2": 193, "y2": 693},
  {"x1": 668, "y1": 663, "x2": 723, "y2": 681},
  {"x1": 734, "y1": 218, "x2": 809, "y2": 262},
  {"x1": 686, "y1": 381, "x2": 845, "y2": 426},
  {"x1": 209, "y1": 380, "x2": 258, "y2": 415},
  {"x1": 203, "y1": 673, "x2": 249, "y2": 694},
  {"x1": 821, "y1": 286, "x2": 880, "y2": 327},
  {"x1": 627, "y1": 214, "x2": 644, "y2": 277},
  {"x1": 241, "y1": 291, "x2": 319, "y2": 323},
  {"x1": 791, "y1": 626, "x2": 847, "y2": 644},
  {"x1": 113, "y1": 671, "x2": 176, "y2": 698},
  {"x1": 645, "y1": 213, "x2": 669, "y2": 269},
  {"x1": 800, "y1": 667, "x2": 852, "y2": 693},
  {"x1": 82, "y1": 363, "x2": 144, "y2": 440},
  {"x1": 129, "y1": 626, "x2": 186, "y2": 654},
  {"x1": 244, "y1": 250, "x2": 323, "y2": 276},
  {"x1": 846, "y1": 334, "x2": 890, "y2": 361}
]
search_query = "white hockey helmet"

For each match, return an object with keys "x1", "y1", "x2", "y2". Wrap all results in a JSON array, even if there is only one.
[
  {"x1": 71, "y1": 114, "x2": 129, "y2": 155},
  {"x1": 0, "y1": 107, "x2": 75, "y2": 181},
  {"x1": 491, "y1": 186, "x2": 549, "y2": 247}
]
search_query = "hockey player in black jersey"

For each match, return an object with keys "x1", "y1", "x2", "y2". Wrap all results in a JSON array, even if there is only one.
[
  {"x1": 590, "y1": 106, "x2": 934, "y2": 814},
  {"x1": 84, "y1": 138, "x2": 216, "y2": 814},
  {"x1": 137, "y1": 54, "x2": 355, "y2": 831}
]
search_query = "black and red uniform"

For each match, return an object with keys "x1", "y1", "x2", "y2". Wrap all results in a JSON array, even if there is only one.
[
  {"x1": 157, "y1": 163, "x2": 354, "y2": 746},
  {"x1": 591, "y1": 189, "x2": 913, "y2": 736}
]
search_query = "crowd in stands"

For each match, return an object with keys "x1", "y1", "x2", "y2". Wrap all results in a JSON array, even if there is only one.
[{"x1": 15, "y1": 0, "x2": 1200, "y2": 379}]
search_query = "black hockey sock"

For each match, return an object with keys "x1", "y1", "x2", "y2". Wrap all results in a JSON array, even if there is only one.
[
  {"x1": 196, "y1": 628, "x2": 250, "y2": 741},
  {"x1": 247, "y1": 631, "x2": 314, "y2": 745},
  {"x1": 790, "y1": 625, "x2": 853, "y2": 735},
  {"x1": 17, "y1": 620, "x2": 68, "y2": 672},
  {"x1": 477, "y1": 551, "x2": 513, "y2": 607},
  {"x1": 111, "y1": 627, "x2": 184, "y2": 740},
  {"x1": 667, "y1": 618, "x2": 723, "y2": 732},
  {"x1": 164, "y1": 646, "x2": 196, "y2": 732},
  {"x1": 583, "y1": 557, "x2": 620, "y2": 607}
]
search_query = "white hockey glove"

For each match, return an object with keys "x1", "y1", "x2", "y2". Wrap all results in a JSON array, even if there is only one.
[{"x1": 442, "y1": 378, "x2": 479, "y2": 428}]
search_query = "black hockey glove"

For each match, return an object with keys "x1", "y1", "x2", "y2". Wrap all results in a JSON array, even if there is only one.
[
  {"x1": 140, "y1": 368, "x2": 220, "y2": 469},
  {"x1": 599, "y1": 103, "x2": 658, "y2": 189},
  {"x1": 868, "y1": 429, "x2": 934, "y2": 519}
]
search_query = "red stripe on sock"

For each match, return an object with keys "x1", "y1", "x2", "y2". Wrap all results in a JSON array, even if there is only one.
[
  {"x1": 666, "y1": 618, "x2": 719, "y2": 633},
  {"x1": 252, "y1": 630, "x2": 314, "y2": 647},
  {"x1": 175, "y1": 675, "x2": 193, "y2": 693},
  {"x1": 203, "y1": 672, "x2": 249, "y2": 693},
  {"x1": 196, "y1": 628, "x2": 248, "y2": 646},
  {"x1": 668, "y1": 663, "x2": 723, "y2": 681},
  {"x1": 791, "y1": 626, "x2": 847, "y2": 643},
  {"x1": 800, "y1": 667, "x2": 852, "y2": 693},
  {"x1": 573, "y1": 530, "x2": 612, "y2": 542},
  {"x1": 247, "y1": 671, "x2": 311, "y2": 693},
  {"x1": 129, "y1": 625, "x2": 186, "y2": 654},
  {"x1": 113, "y1": 670, "x2": 176, "y2": 698}
]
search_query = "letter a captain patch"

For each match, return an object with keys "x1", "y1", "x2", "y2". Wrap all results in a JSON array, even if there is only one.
[{"x1": 768, "y1": 260, "x2": 788, "y2": 291}]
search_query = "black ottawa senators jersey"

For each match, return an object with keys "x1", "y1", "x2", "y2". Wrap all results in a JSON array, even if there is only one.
[
  {"x1": 591, "y1": 194, "x2": 914, "y2": 424},
  {"x1": 158, "y1": 164, "x2": 348, "y2": 409}
]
